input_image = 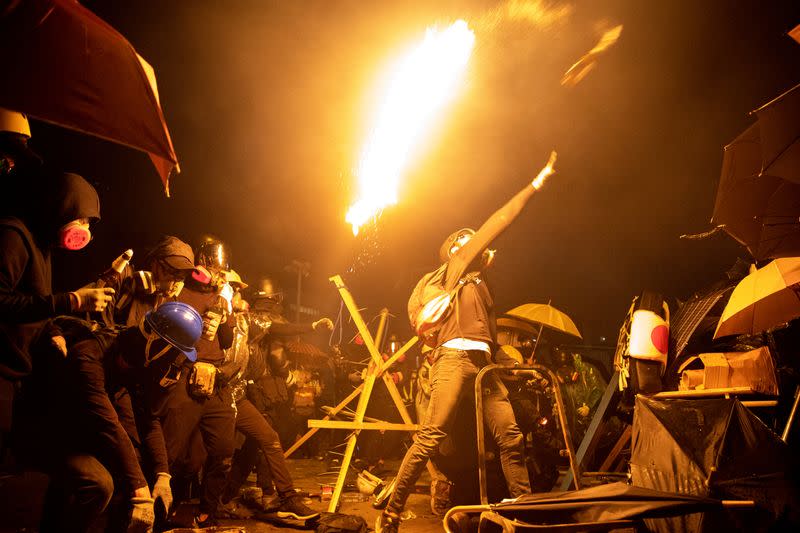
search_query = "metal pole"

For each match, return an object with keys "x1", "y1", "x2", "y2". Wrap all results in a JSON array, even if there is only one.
[
  {"x1": 782, "y1": 385, "x2": 800, "y2": 443},
  {"x1": 296, "y1": 267, "x2": 302, "y2": 323}
]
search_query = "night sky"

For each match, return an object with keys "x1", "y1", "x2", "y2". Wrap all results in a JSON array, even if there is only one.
[{"x1": 31, "y1": 0, "x2": 800, "y2": 346}]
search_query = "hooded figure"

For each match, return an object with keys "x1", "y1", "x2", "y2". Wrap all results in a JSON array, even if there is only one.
[{"x1": 0, "y1": 170, "x2": 111, "y2": 433}]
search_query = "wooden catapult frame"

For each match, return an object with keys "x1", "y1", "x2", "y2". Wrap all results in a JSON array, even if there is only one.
[{"x1": 284, "y1": 274, "x2": 434, "y2": 512}]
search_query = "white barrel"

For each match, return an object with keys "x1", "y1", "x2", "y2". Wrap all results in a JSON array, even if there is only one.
[{"x1": 627, "y1": 309, "x2": 669, "y2": 370}]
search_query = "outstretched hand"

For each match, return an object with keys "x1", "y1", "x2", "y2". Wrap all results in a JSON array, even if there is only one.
[
  {"x1": 532, "y1": 151, "x2": 557, "y2": 190},
  {"x1": 312, "y1": 317, "x2": 334, "y2": 331}
]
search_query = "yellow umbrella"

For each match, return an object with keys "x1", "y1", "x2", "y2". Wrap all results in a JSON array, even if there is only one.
[
  {"x1": 496, "y1": 316, "x2": 539, "y2": 336},
  {"x1": 505, "y1": 303, "x2": 583, "y2": 339},
  {"x1": 505, "y1": 303, "x2": 582, "y2": 359},
  {"x1": 714, "y1": 257, "x2": 800, "y2": 339}
]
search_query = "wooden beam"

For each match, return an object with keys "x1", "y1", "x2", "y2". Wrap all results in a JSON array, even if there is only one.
[{"x1": 308, "y1": 420, "x2": 420, "y2": 431}]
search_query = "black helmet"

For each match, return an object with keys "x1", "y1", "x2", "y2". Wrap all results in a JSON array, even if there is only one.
[
  {"x1": 196, "y1": 238, "x2": 230, "y2": 272},
  {"x1": 252, "y1": 277, "x2": 283, "y2": 304}
]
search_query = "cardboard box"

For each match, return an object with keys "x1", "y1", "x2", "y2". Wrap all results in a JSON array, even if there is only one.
[{"x1": 678, "y1": 346, "x2": 778, "y2": 395}]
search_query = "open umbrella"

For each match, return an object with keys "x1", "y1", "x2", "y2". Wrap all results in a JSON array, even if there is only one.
[
  {"x1": 711, "y1": 124, "x2": 800, "y2": 261},
  {"x1": 714, "y1": 257, "x2": 800, "y2": 339},
  {"x1": 505, "y1": 303, "x2": 582, "y2": 358},
  {"x1": 505, "y1": 303, "x2": 582, "y2": 338},
  {"x1": 754, "y1": 83, "x2": 800, "y2": 184},
  {"x1": 0, "y1": 0, "x2": 179, "y2": 193}
]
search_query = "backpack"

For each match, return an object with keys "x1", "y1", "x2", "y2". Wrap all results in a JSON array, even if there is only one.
[{"x1": 408, "y1": 264, "x2": 477, "y2": 347}]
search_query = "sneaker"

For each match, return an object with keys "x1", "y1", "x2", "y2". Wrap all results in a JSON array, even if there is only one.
[
  {"x1": 260, "y1": 493, "x2": 281, "y2": 512},
  {"x1": 275, "y1": 494, "x2": 320, "y2": 521},
  {"x1": 430, "y1": 479, "x2": 453, "y2": 516},
  {"x1": 375, "y1": 510, "x2": 400, "y2": 533}
]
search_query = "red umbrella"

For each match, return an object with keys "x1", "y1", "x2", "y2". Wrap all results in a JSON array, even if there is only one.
[{"x1": 0, "y1": 0, "x2": 179, "y2": 194}]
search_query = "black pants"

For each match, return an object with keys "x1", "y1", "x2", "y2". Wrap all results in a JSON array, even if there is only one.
[
  {"x1": 40, "y1": 454, "x2": 114, "y2": 533},
  {"x1": 224, "y1": 398, "x2": 294, "y2": 502},
  {"x1": 162, "y1": 371, "x2": 235, "y2": 516}
]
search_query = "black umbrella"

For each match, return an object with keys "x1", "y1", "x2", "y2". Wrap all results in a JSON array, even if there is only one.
[
  {"x1": 444, "y1": 482, "x2": 730, "y2": 533},
  {"x1": 711, "y1": 123, "x2": 800, "y2": 261},
  {"x1": 754, "y1": 83, "x2": 800, "y2": 184}
]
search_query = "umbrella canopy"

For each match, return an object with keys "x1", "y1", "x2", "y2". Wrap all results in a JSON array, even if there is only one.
[
  {"x1": 505, "y1": 303, "x2": 582, "y2": 339},
  {"x1": 714, "y1": 257, "x2": 800, "y2": 339},
  {"x1": 711, "y1": 124, "x2": 800, "y2": 261},
  {"x1": 754, "y1": 83, "x2": 800, "y2": 184},
  {"x1": 490, "y1": 482, "x2": 720, "y2": 523},
  {"x1": 0, "y1": 0, "x2": 179, "y2": 193},
  {"x1": 631, "y1": 396, "x2": 796, "y2": 532},
  {"x1": 496, "y1": 316, "x2": 539, "y2": 336}
]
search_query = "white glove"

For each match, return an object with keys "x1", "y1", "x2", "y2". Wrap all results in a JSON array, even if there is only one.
[{"x1": 72, "y1": 287, "x2": 115, "y2": 312}]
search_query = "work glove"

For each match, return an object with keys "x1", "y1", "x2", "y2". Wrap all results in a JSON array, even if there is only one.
[
  {"x1": 128, "y1": 496, "x2": 155, "y2": 533},
  {"x1": 312, "y1": 317, "x2": 334, "y2": 331},
  {"x1": 202, "y1": 309, "x2": 225, "y2": 340},
  {"x1": 151, "y1": 472, "x2": 173, "y2": 517},
  {"x1": 72, "y1": 287, "x2": 115, "y2": 312},
  {"x1": 577, "y1": 403, "x2": 590, "y2": 418}
]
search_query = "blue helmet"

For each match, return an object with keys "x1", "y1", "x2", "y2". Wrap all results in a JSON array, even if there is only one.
[{"x1": 144, "y1": 301, "x2": 202, "y2": 362}]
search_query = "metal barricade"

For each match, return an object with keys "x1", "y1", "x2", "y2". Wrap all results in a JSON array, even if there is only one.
[{"x1": 475, "y1": 364, "x2": 582, "y2": 505}]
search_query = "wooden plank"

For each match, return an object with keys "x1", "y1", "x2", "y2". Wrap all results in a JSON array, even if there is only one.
[
  {"x1": 560, "y1": 370, "x2": 619, "y2": 491},
  {"x1": 652, "y1": 387, "x2": 756, "y2": 399},
  {"x1": 599, "y1": 425, "x2": 631, "y2": 472},
  {"x1": 284, "y1": 385, "x2": 364, "y2": 457},
  {"x1": 308, "y1": 420, "x2": 420, "y2": 431}
]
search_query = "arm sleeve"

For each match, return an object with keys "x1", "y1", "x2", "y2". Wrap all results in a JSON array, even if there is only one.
[
  {"x1": 0, "y1": 229, "x2": 73, "y2": 321},
  {"x1": 68, "y1": 341, "x2": 148, "y2": 491},
  {"x1": 444, "y1": 181, "x2": 537, "y2": 290},
  {"x1": 267, "y1": 321, "x2": 315, "y2": 337}
]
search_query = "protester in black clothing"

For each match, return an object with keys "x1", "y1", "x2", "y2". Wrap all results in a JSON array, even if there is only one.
[
  {"x1": 217, "y1": 278, "x2": 320, "y2": 522},
  {"x1": 162, "y1": 238, "x2": 237, "y2": 527},
  {"x1": 112, "y1": 235, "x2": 196, "y2": 327},
  {"x1": 229, "y1": 278, "x2": 332, "y2": 509},
  {"x1": 14, "y1": 302, "x2": 202, "y2": 533},
  {"x1": 0, "y1": 171, "x2": 113, "y2": 456},
  {"x1": 377, "y1": 153, "x2": 557, "y2": 532}
]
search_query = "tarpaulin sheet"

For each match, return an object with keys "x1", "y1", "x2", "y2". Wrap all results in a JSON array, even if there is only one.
[{"x1": 631, "y1": 396, "x2": 798, "y2": 532}]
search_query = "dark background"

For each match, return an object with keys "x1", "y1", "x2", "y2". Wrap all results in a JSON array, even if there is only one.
[{"x1": 33, "y1": 0, "x2": 800, "y2": 346}]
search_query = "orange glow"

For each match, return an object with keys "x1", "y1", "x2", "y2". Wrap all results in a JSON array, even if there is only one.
[{"x1": 346, "y1": 20, "x2": 475, "y2": 236}]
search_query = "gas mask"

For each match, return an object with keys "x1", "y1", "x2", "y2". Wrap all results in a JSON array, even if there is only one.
[{"x1": 58, "y1": 220, "x2": 92, "y2": 250}]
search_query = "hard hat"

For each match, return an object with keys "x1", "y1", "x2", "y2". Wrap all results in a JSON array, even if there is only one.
[
  {"x1": 223, "y1": 269, "x2": 248, "y2": 289},
  {"x1": 0, "y1": 107, "x2": 31, "y2": 137},
  {"x1": 144, "y1": 302, "x2": 202, "y2": 361},
  {"x1": 357, "y1": 470, "x2": 383, "y2": 495}
]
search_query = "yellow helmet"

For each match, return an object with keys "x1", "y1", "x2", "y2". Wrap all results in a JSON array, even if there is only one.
[{"x1": 0, "y1": 107, "x2": 31, "y2": 138}]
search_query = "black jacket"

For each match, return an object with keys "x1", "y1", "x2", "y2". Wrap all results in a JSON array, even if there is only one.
[
  {"x1": 0, "y1": 172, "x2": 100, "y2": 379},
  {"x1": 435, "y1": 180, "x2": 539, "y2": 348}
]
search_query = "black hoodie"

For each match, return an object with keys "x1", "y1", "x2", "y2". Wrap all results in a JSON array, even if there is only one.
[{"x1": 0, "y1": 171, "x2": 100, "y2": 380}]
